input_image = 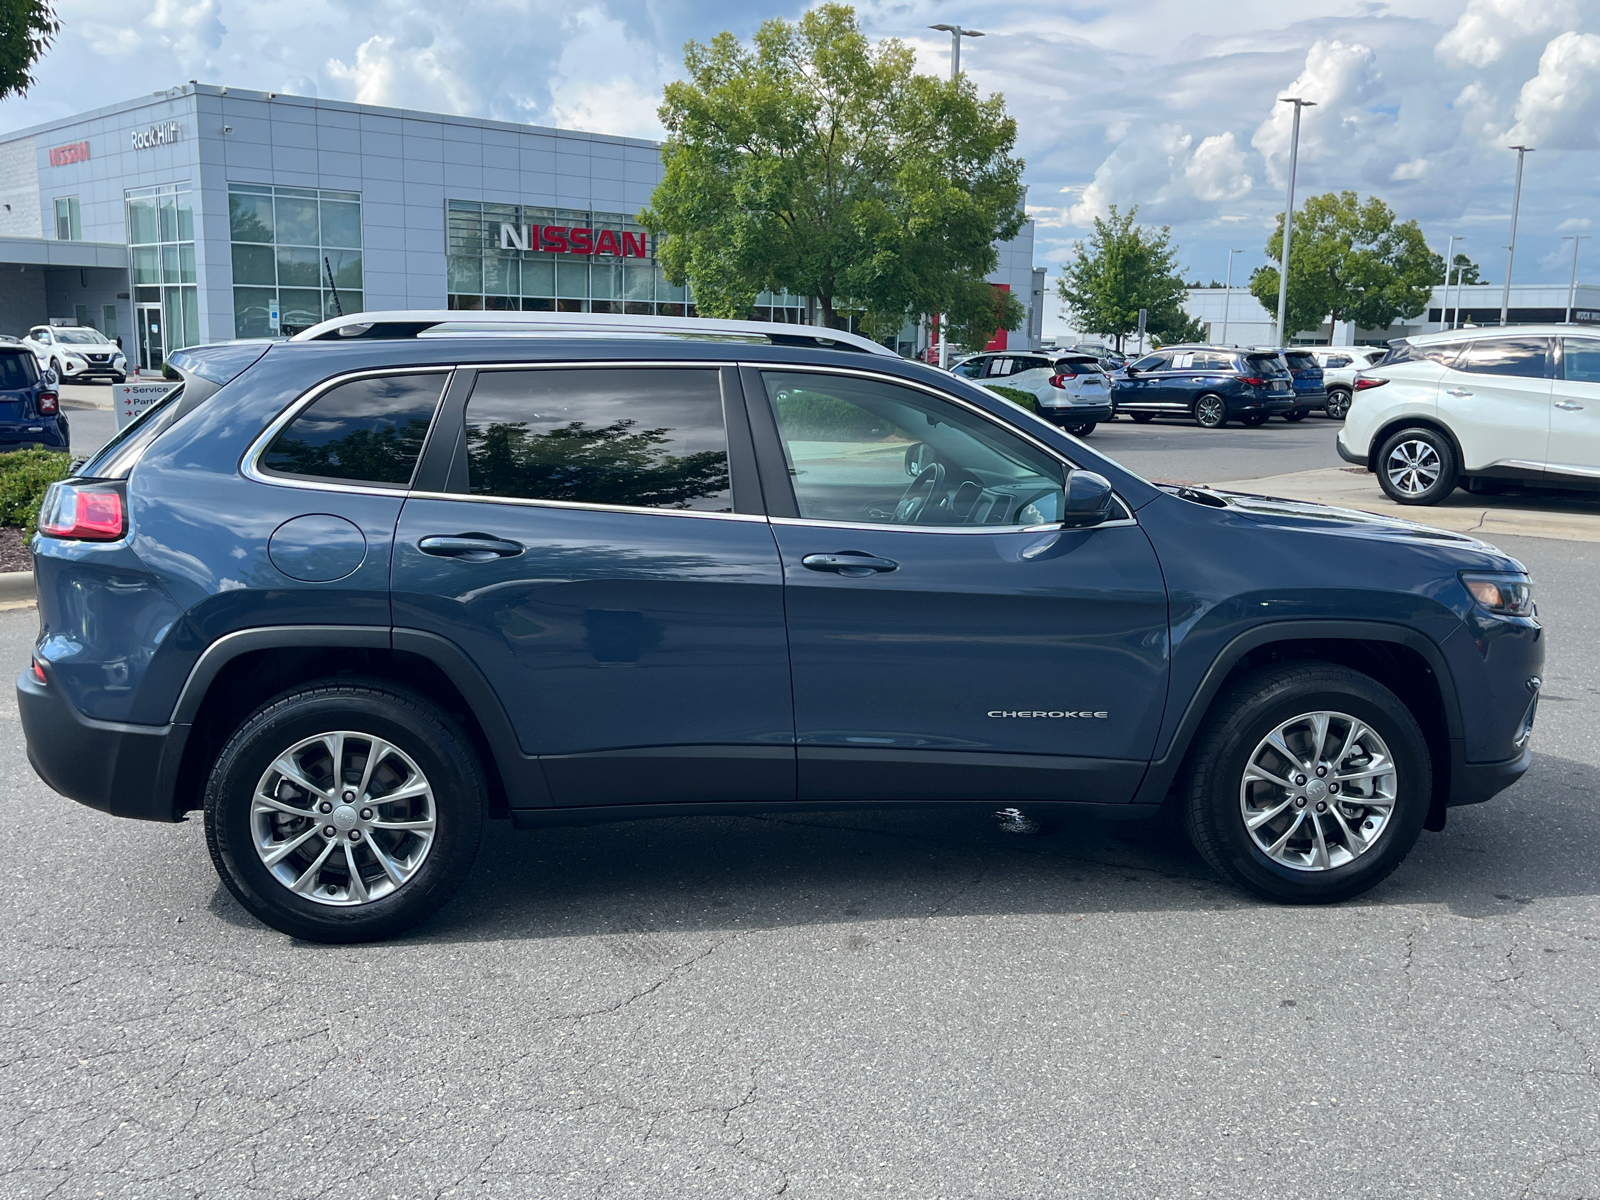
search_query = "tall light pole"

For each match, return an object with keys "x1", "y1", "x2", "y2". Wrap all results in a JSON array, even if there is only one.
[
  {"x1": 1274, "y1": 97, "x2": 1316, "y2": 346},
  {"x1": 927, "y1": 24, "x2": 983, "y2": 367},
  {"x1": 1500, "y1": 145, "x2": 1533, "y2": 326},
  {"x1": 1439, "y1": 234, "x2": 1457, "y2": 332},
  {"x1": 1563, "y1": 234, "x2": 1590, "y2": 323},
  {"x1": 1220, "y1": 249, "x2": 1243, "y2": 345},
  {"x1": 929, "y1": 23, "x2": 984, "y2": 78},
  {"x1": 1447, "y1": 236, "x2": 1467, "y2": 329}
]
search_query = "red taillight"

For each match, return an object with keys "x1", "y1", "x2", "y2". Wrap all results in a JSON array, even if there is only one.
[
  {"x1": 31, "y1": 659, "x2": 46, "y2": 684},
  {"x1": 36, "y1": 390, "x2": 58, "y2": 416},
  {"x1": 37, "y1": 483, "x2": 126, "y2": 541},
  {"x1": 1354, "y1": 377, "x2": 1389, "y2": 391},
  {"x1": 1049, "y1": 373, "x2": 1069, "y2": 388},
  {"x1": 1238, "y1": 376, "x2": 1269, "y2": 386}
]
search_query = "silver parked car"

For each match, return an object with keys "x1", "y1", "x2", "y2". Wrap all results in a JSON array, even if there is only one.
[{"x1": 953, "y1": 350, "x2": 1113, "y2": 436}]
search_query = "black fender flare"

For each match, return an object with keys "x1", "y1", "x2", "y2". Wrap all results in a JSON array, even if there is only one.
[{"x1": 1131, "y1": 618, "x2": 1463, "y2": 806}]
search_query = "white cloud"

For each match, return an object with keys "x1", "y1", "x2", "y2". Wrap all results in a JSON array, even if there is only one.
[
  {"x1": 1504, "y1": 31, "x2": 1600, "y2": 149},
  {"x1": 325, "y1": 32, "x2": 481, "y2": 115},
  {"x1": 545, "y1": 8, "x2": 672, "y2": 138},
  {"x1": 1391, "y1": 157, "x2": 1429, "y2": 180},
  {"x1": 1436, "y1": 0, "x2": 1576, "y2": 69},
  {"x1": 1251, "y1": 40, "x2": 1382, "y2": 185},
  {"x1": 1185, "y1": 133, "x2": 1253, "y2": 201},
  {"x1": 1558, "y1": 217, "x2": 1594, "y2": 232}
]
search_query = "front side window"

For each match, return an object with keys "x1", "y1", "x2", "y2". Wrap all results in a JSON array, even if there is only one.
[
  {"x1": 261, "y1": 373, "x2": 446, "y2": 487},
  {"x1": 1129, "y1": 354, "x2": 1168, "y2": 372},
  {"x1": 462, "y1": 368, "x2": 731, "y2": 512},
  {"x1": 1454, "y1": 337, "x2": 1552, "y2": 379},
  {"x1": 763, "y1": 371, "x2": 1066, "y2": 528},
  {"x1": 951, "y1": 357, "x2": 987, "y2": 380},
  {"x1": 1564, "y1": 340, "x2": 1600, "y2": 384}
]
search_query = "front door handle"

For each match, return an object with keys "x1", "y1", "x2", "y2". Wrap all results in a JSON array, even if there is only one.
[
  {"x1": 418, "y1": 534, "x2": 525, "y2": 561},
  {"x1": 1445, "y1": 388, "x2": 1473, "y2": 397},
  {"x1": 1556, "y1": 401, "x2": 1585, "y2": 411},
  {"x1": 801, "y1": 552, "x2": 898, "y2": 576}
]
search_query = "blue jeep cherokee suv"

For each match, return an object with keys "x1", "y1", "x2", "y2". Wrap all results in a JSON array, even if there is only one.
[{"x1": 18, "y1": 312, "x2": 1543, "y2": 942}]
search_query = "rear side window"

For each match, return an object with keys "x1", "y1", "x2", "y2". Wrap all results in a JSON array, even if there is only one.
[
  {"x1": 1564, "y1": 339, "x2": 1600, "y2": 383},
  {"x1": 1453, "y1": 337, "x2": 1553, "y2": 379},
  {"x1": 951, "y1": 358, "x2": 987, "y2": 380},
  {"x1": 261, "y1": 372, "x2": 447, "y2": 487},
  {"x1": 0, "y1": 352, "x2": 38, "y2": 390},
  {"x1": 1381, "y1": 340, "x2": 1466, "y2": 367},
  {"x1": 461, "y1": 368, "x2": 731, "y2": 512}
]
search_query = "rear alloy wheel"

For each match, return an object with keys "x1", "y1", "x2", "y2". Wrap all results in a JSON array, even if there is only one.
[
  {"x1": 1377, "y1": 427, "x2": 1458, "y2": 506},
  {"x1": 1130, "y1": 411, "x2": 1157, "y2": 424},
  {"x1": 1325, "y1": 388, "x2": 1352, "y2": 419},
  {"x1": 1195, "y1": 394, "x2": 1228, "y2": 428},
  {"x1": 205, "y1": 681, "x2": 485, "y2": 942},
  {"x1": 1065, "y1": 421, "x2": 1097, "y2": 437},
  {"x1": 1183, "y1": 663, "x2": 1429, "y2": 903}
]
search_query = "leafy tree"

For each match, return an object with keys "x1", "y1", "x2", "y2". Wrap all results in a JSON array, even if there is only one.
[
  {"x1": 946, "y1": 285, "x2": 1026, "y2": 354},
  {"x1": 1447, "y1": 253, "x2": 1484, "y2": 285},
  {"x1": 1249, "y1": 191, "x2": 1443, "y2": 339},
  {"x1": 1056, "y1": 205, "x2": 1195, "y2": 351},
  {"x1": 640, "y1": 4, "x2": 1026, "y2": 335},
  {"x1": 0, "y1": 0, "x2": 58, "y2": 101}
]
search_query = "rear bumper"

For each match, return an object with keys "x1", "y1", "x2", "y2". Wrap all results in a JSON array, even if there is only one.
[
  {"x1": 1291, "y1": 390, "x2": 1329, "y2": 411},
  {"x1": 17, "y1": 669, "x2": 188, "y2": 822},
  {"x1": 1039, "y1": 403, "x2": 1114, "y2": 425},
  {"x1": 1236, "y1": 395, "x2": 1296, "y2": 415}
]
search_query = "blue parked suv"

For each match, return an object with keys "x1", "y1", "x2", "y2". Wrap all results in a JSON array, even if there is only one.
[
  {"x1": 18, "y1": 312, "x2": 1543, "y2": 942},
  {"x1": 0, "y1": 343, "x2": 69, "y2": 452},
  {"x1": 1113, "y1": 345, "x2": 1295, "y2": 427}
]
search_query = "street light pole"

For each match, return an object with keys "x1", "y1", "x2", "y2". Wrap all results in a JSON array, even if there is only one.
[
  {"x1": 1221, "y1": 249, "x2": 1242, "y2": 345},
  {"x1": 1500, "y1": 145, "x2": 1533, "y2": 326},
  {"x1": 1563, "y1": 235, "x2": 1590, "y2": 323},
  {"x1": 1448, "y1": 237, "x2": 1466, "y2": 329},
  {"x1": 927, "y1": 24, "x2": 984, "y2": 368},
  {"x1": 1274, "y1": 97, "x2": 1316, "y2": 347},
  {"x1": 1440, "y1": 235, "x2": 1456, "y2": 333}
]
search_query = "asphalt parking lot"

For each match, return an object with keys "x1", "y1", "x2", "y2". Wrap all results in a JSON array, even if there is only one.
[{"x1": 2, "y1": 470, "x2": 1598, "y2": 1193}]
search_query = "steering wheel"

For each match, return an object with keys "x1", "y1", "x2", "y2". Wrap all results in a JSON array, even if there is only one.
[{"x1": 894, "y1": 462, "x2": 946, "y2": 524}]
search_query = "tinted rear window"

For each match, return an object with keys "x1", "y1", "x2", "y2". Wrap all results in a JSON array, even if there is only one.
[
  {"x1": 261, "y1": 373, "x2": 447, "y2": 486},
  {"x1": 1283, "y1": 353, "x2": 1317, "y2": 370},
  {"x1": 462, "y1": 368, "x2": 731, "y2": 512},
  {"x1": 0, "y1": 352, "x2": 38, "y2": 390},
  {"x1": 1244, "y1": 354, "x2": 1289, "y2": 376}
]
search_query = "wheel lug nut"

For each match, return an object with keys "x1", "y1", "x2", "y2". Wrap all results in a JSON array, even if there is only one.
[
  {"x1": 323, "y1": 825, "x2": 337, "y2": 838},
  {"x1": 1315, "y1": 766, "x2": 1327, "y2": 777},
  {"x1": 1295, "y1": 797, "x2": 1307, "y2": 808},
  {"x1": 319, "y1": 801, "x2": 333, "y2": 814},
  {"x1": 349, "y1": 829, "x2": 362, "y2": 842},
  {"x1": 1328, "y1": 783, "x2": 1339, "y2": 794},
  {"x1": 342, "y1": 789, "x2": 356, "y2": 802},
  {"x1": 1295, "y1": 775, "x2": 1307, "y2": 786},
  {"x1": 1315, "y1": 801, "x2": 1327, "y2": 813},
  {"x1": 360, "y1": 808, "x2": 373, "y2": 821}
]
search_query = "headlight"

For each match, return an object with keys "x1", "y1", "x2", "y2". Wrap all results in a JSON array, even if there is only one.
[{"x1": 1460, "y1": 572, "x2": 1534, "y2": 616}]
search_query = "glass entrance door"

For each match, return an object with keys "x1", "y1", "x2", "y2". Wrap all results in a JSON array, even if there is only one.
[{"x1": 136, "y1": 304, "x2": 163, "y2": 372}]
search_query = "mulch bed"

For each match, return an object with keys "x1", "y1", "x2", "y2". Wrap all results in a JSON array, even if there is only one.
[{"x1": 0, "y1": 527, "x2": 32, "y2": 573}]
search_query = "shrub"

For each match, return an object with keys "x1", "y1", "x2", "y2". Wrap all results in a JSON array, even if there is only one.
[
  {"x1": 772, "y1": 389, "x2": 893, "y2": 440},
  {"x1": 0, "y1": 449, "x2": 71, "y2": 530},
  {"x1": 986, "y1": 385, "x2": 1037, "y2": 412}
]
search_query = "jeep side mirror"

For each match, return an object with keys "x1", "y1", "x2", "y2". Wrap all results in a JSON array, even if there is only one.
[{"x1": 1059, "y1": 470, "x2": 1115, "y2": 529}]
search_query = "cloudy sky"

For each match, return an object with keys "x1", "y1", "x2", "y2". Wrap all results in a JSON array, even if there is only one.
[{"x1": 2, "y1": 0, "x2": 1596, "y2": 334}]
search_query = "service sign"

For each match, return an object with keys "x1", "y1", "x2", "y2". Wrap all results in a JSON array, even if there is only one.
[
  {"x1": 113, "y1": 381, "x2": 178, "y2": 430},
  {"x1": 48, "y1": 141, "x2": 89, "y2": 167},
  {"x1": 499, "y1": 223, "x2": 649, "y2": 258}
]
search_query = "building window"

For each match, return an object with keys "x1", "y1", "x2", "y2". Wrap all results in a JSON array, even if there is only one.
[
  {"x1": 54, "y1": 197, "x2": 81, "y2": 241},
  {"x1": 229, "y1": 184, "x2": 363, "y2": 338},
  {"x1": 125, "y1": 183, "x2": 199, "y2": 369}
]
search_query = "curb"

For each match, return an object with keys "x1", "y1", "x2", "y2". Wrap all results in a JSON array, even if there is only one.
[{"x1": 0, "y1": 570, "x2": 34, "y2": 602}]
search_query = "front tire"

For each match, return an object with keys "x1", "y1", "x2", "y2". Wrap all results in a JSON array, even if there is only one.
[
  {"x1": 1183, "y1": 663, "x2": 1430, "y2": 904},
  {"x1": 1282, "y1": 410, "x2": 1308, "y2": 422},
  {"x1": 204, "y1": 681, "x2": 486, "y2": 942},
  {"x1": 1377, "y1": 426, "x2": 1458, "y2": 505},
  {"x1": 1325, "y1": 389, "x2": 1351, "y2": 419},
  {"x1": 1064, "y1": 421, "x2": 1097, "y2": 437},
  {"x1": 1130, "y1": 411, "x2": 1157, "y2": 424},
  {"x1": 1194, "y1": 394, "x2": 1228, "y2": 428}
]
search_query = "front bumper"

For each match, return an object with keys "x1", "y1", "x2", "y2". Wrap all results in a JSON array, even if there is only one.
[
  {"x1": 1336, "y1": 433, "x2": 1366, "y2": 465},
  {"x1": 1447, "y1": 742, "x2": 1531, "y2": 807},
  {"x1": 17, "y1": 669, "x2": 189, "y2": 822}
]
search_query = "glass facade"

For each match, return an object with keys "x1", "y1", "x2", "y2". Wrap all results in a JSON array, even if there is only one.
[
  {"x1": 126, "y1": 183, "x2": 200, "y2": 358},
  {"x1": 444, "y1": 199, "x2": 805, "y2": 321},
  {"x1": 230, "y1": 184, "x2": 364, "y2": 337}
]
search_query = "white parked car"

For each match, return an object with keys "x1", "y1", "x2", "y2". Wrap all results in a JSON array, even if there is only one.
[
  {"x1": 1336, "y1": 325, "x2": 1600, "y2": 504},
  {"x1": 23, "y1": 325, "x2": 127, "y2": 383},
  {"x1": 1311, "y1": 347, "x2": 1387, "y2": 419},
  {"x1": 952, "y1": 350, "x2": 1113, "y2": 436}
]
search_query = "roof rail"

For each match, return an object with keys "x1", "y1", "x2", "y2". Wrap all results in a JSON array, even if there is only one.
[{"x1": 290, "y1": 309, "x2": 900, "y2": 357}]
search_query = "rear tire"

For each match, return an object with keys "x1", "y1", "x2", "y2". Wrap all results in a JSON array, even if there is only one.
[
  {"x1": 1130, "y1": 411, "x2": 1157, "y2": 424},
  {"x1": 1325, "y1": 388, "x2": 1351, "y2": 419},
  {"x1": 1183, "y1": 663, "x2": 1430, "y2": 904},
  {"x1": 1282, "y1": 410, "x2": 1308, "y2": 422},
  {"x1": 1240, "y1": 413, "x2": 1270, "y2": 428},
  {"x1": 1195, "y1": 394, "x2": 1228, "y2": 428},
  {"x1": 1377, "y1": 426, "x2": 1458, "y2": 505},
  {"x1": 204, "y1": 681, "x2": 486, "y2": 943},
  {"x1": 1065, "y1": 421, "x2": 1096, "y2": 437}
]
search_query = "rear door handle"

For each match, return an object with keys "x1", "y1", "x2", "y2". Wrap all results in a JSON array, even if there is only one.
[
  {"x1": 1445, "y1": 388, "x2": 1473, "y2": 397},
  {"x1": 418, "y1": 534, "x2": 524, "y2": 560},
  {"x1": 1556, "y1": 401, "x2": 1585, "y2": 411},
  {"x1": 801, "y1": 552, "x2": 898, "y2": 576}
]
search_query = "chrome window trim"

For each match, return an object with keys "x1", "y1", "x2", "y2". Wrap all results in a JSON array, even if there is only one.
[
  {"x1": 771, "y1": 514, "x2": 1139, "y2": 535},
  {"x1": 744, "y1": 359, "x2": 1140, "y2": 529},
  {"x1": 406, "y1": 489, "x2": 765, "y2": 522},
  {"x1": 242, "y1": 366, "x2": 456, "y2": 495}
]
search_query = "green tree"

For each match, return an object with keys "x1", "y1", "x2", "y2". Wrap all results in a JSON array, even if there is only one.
[
  {"x1": 1249, "y1": 191, "x2": 1443, "y2": 339},
  {"x1": 1447, "y1": 252, "x2": 1484, "y2": 285},
  {"x1": 1056, "y1": 205, "x2": 1196, "y2": 351},
  {"x1": 640, "y1": 4, "x2": 1026, "y2": 336},
  {"x1": 0, "y1": 0, "x2": 58, "y2": 101}
]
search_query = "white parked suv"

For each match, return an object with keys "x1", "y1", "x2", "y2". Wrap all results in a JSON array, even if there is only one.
[
  {"x1": 23, "y1": 325, "x2": 127, "y2": 383},
  {"x1": 951, "y1": 350, "x2": 1113, "y2": 435},
  {"x1": 1337, "y1": 325, "x2": 1600, "y2": 504},
  {"x1": 1311, "y1": 347, "x2": 1387, "y2": 419}
]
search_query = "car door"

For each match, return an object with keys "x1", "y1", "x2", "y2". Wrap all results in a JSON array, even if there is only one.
[
  {"x1": 1438, "y1": 336, "x2": 1554, "y2": 473},
  {"x1": 391, "y1": 363, "x2": 795, "y2": 808},
  {"x1": 1161, "y1": 351, "x2": 1201, "y2": 413},
  {"x1": 1006, "y1": 354, "x2": 1055, "y2": 401},
  {"x1": 746, "y1": 366, "x2": 1170, "y2": 803},
  {"x1": 1118, "y1": 352, "x2": 1170, "y2": 411},
  {"x1": 1549, "y1": 337, "x2": 1600, "y2": 479}
]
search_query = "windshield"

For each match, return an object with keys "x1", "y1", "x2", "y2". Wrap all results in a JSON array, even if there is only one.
[{"x1": 54, "y1": 328, "x2": 110, "y2": 345}]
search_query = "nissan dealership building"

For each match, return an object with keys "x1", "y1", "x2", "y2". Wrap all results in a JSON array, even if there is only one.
[{"x1": 0, "y1": 82, "x2": 1043, "y2": 370}]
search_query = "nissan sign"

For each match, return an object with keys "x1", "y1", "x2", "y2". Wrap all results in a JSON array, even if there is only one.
[
  {"x1": 131, "y1": 122, "x2": 181, "y2": 150},
  {"x1": 499, "y1": 223, "x2": 649, "y2": 258},
  {"x1": 48, "y1": 141, "x2": 90, "y2": 167}
]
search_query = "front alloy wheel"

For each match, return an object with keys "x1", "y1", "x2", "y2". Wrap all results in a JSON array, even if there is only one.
[
  {"x1": 1377, "y1": 427, "x2": 1458, "y2": 505},
  {"x1": 1325, "y1": 389, "x2": 1351, "y2": 419},
  {"x1": 1194, "y1": 394, "x2": 1227, "y2": 428}
]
